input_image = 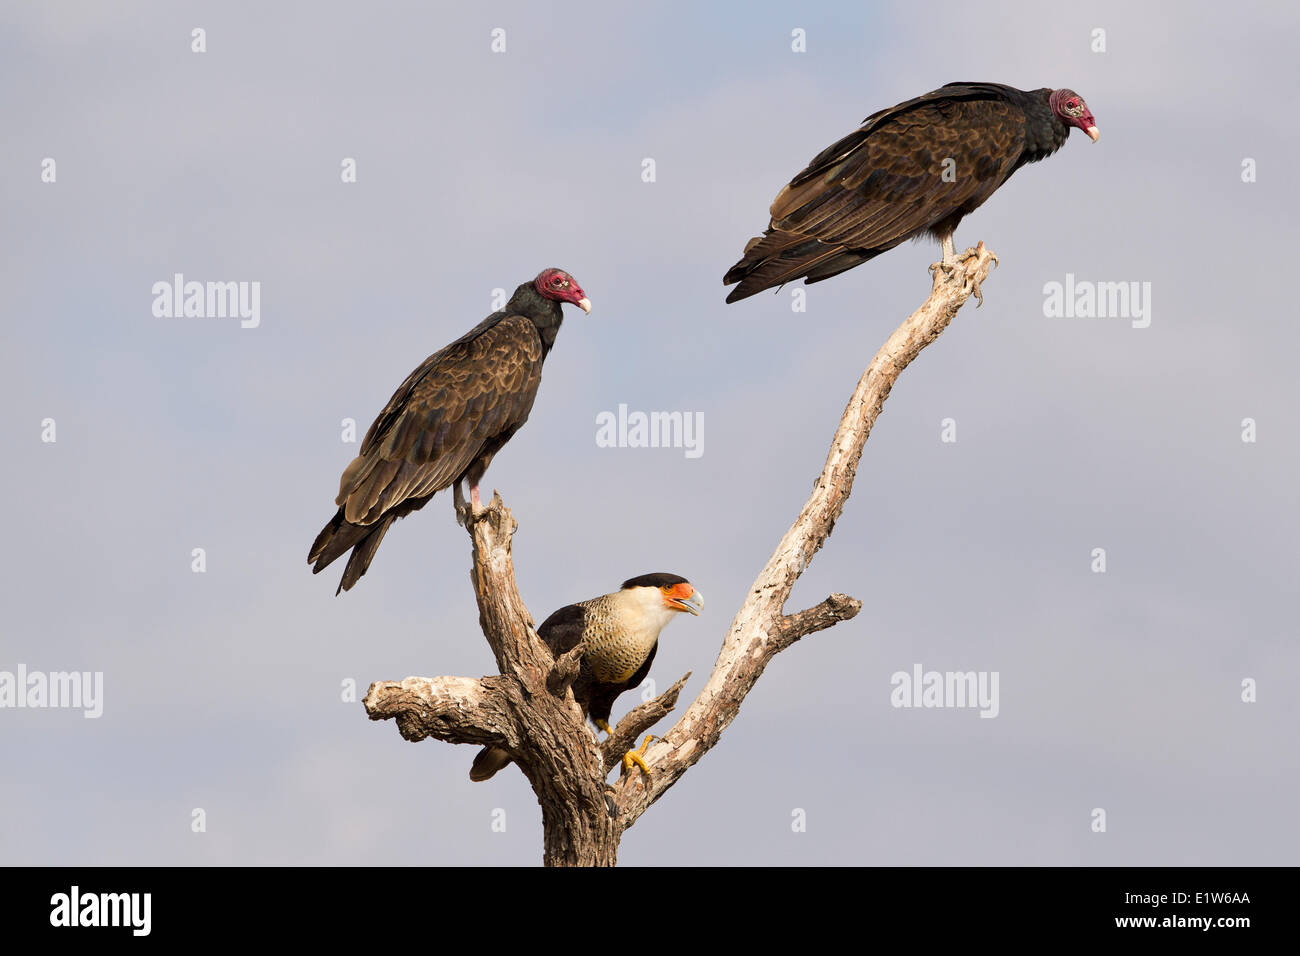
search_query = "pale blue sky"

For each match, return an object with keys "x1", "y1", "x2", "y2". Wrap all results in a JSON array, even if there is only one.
[{"x1": 2, "y1": 0, "x2": 1296, "y2": 865}]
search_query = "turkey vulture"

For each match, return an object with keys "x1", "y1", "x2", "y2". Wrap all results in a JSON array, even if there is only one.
[
  {"x1": 723, "y1": 83, "x2": 1099, "y2": 302},
  {"x1": 470, "y1": 573, "x2": 703, "y2": 781},
  {"x1": 309, "y1": 268, "x2": 591, "y2": 594}
]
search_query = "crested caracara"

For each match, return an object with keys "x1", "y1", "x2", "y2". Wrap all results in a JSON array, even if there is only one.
[{"x1": 470, "y1": 573, "x2": 703, "y2": 781}]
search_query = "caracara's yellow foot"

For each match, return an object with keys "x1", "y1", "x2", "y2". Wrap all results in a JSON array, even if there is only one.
[
  {"x1": 594, "y1": 718, "x2": 613, "y2": 736},
  {"x1": 622, "y1": 734, "x2": 658, "y2": 776}
]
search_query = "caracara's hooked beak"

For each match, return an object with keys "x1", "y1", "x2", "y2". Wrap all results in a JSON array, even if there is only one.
[
  {"x1": 667, "y1": 585, "x2": 703, "y2": 616},
  {"x1": 577, "y1": 297, "x2": 592, "y2": 314}
]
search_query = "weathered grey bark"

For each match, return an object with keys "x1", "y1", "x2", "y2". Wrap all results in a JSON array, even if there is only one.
[{"x1": 363, "y1": 244, "x2": 999, "y2": 865}]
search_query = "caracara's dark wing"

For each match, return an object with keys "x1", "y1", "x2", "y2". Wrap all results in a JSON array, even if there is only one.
[
  {"x1": 536, "y1": 603, "x2": 588, "y2": 657},
  {"x1": 309, "y1": 314, "x2": 544, "y2": 592},
  {"x1": 537, "y1": 601, "x2": 653, "y2": 726},
  {"x1": 468, "y1": 602, "x2": 587, "y2": 783},
  {"x1": 724, "y1": 83, "x2": 1029, "y2": 302}
]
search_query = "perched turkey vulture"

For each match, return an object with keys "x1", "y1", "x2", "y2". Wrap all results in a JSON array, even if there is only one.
[
  {"x1": 723, "y1": 83, "x2": 1098, "y2": 302},
  {"x1": 309, "y1": 268, "x2": 591, "y2": 594}
]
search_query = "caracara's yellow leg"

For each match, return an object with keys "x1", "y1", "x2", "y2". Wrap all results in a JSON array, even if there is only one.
[
  {"x1": 594, "y1": 718, "x2": 613, "y2": 736},
  {"x1": 622, "y1": 735, "x2": 658, "y2": 775}
]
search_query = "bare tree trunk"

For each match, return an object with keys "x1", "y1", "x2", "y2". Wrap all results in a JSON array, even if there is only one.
[{"x1": 363, "y1": 245, "x2": 999, "y2": 865}]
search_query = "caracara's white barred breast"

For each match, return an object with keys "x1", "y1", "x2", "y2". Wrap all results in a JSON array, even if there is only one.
[{"x1": 578, "y1": 596, "x2": 660, "y2": 684}]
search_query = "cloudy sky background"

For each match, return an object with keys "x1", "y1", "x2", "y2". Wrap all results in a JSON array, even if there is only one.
[{"x1": 3, "y1": 0, "x2": 1297, "y2": 865}]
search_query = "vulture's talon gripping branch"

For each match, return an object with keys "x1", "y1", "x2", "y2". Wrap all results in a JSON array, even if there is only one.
[
  {"x1": 930, "y1": 240, "x2": 998, "y2": 306},
  {"x1": 622, "y1": 735, "x2": 660, "y2": 777},
  {"x1": 957, "y1": 242, "x2": 999, "y2": 307},
  {"x1": 930, "y1": 235, "x2": 960, "y2": 277},
  {"x1": 452, "y1": 483, "x2": 473, "y2": 527}
]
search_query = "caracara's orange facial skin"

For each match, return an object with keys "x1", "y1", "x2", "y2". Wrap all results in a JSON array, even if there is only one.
[{"x1": 662, "y1": 582, "x2": 703, "y2": 615}]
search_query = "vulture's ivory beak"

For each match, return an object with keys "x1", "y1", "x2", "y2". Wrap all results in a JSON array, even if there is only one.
[
  {"x1": 1085, "y1": 126, "x2": 1100, "y2": 143},
  {"x1": 577, "y1": 297, "x2": 592, "y2": 314}
]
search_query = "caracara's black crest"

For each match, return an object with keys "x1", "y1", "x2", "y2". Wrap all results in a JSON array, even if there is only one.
[
  {"x1": 723, "y1": 82, "x2": 1097, "y2": 302},
  {"x1": 621, "y1": 572, "x2": 689, "y2": 590}
]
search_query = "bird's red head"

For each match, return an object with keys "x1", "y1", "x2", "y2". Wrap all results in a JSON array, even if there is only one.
[
  {"x1": 1050, "y1": 89, "x2": 1099, "y2": 142},
  {"x1": 535, "y1": 268, "x2": 592, "y2": 314}
]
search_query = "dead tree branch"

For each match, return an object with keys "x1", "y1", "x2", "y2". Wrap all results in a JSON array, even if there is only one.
[
  {"x1": 601, "y1": 673, "x2": 691, "y2": 775},
  {"x1": 363, "y1": 244, "x2": 999, "y2": 865}
]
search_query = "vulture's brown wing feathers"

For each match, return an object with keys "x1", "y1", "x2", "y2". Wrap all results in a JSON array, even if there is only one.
[
  {"x1": 309, "y1": 314, "x2": 544, "y2": 592},
  {"x1": 724, "y1": 84, "x2": 1035, "y2": 302}
]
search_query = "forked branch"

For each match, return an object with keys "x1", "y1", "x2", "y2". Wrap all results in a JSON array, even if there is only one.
[{"x1": 363, "y1": 244, "x2": 1000, "y2": 864}]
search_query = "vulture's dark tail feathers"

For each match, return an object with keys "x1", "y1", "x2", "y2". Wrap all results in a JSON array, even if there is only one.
[{"x1": 309, "y1": 511, "x2": 396, "y2": 594}]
